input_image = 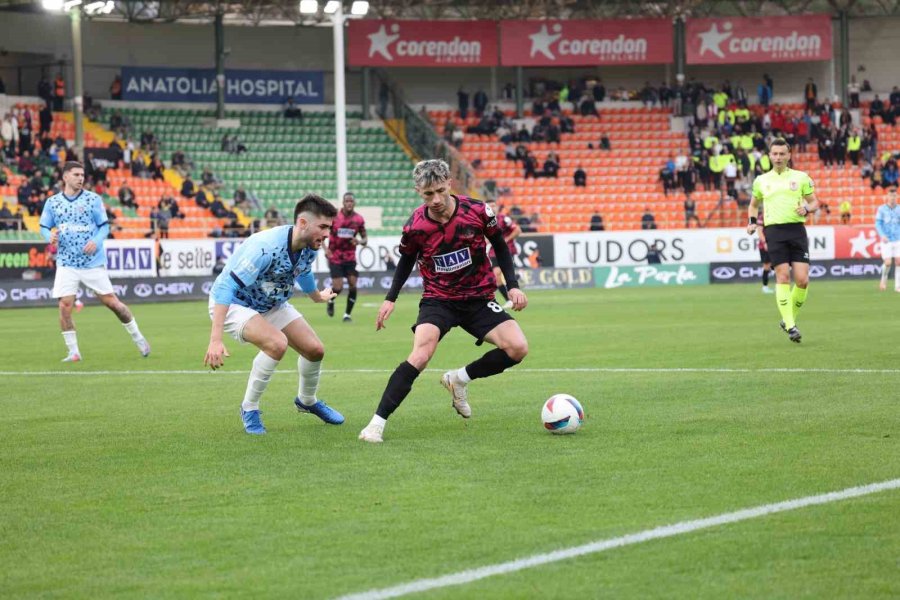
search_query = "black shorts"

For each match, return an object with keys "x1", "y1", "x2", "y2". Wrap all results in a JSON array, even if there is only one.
[
  {"x1": 759, "y1": 248, "x2": 771, "y2": 264},
  {"x1": 413, "y1": 297, "x2": 514, "y2": 346},
  {"x1": 328, "y1": 261, "x2": 358, "y2": 279},
  {"x1": 764, "y1": 223, "x2": 809, "y2": 266}
]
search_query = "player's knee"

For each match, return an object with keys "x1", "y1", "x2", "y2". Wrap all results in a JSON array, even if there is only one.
[
  {"x1": 407, "y1": 349, "x2": 432, "y2": 371},
  {"x1": 306, "y1": 341, "x2": 325, "y2": 362},
  {"x1": 58, "y1": 298, "x2": 73, "y2": 312},
  {"x1": 267, "y1": 334, "x2": 289, "y2": 359},
  {"x1": 795, "y1": 277, "x2": 809, "y2": 288},
  {"x1": 505, "y1": 339, "x2": 529, "y2": 362}
]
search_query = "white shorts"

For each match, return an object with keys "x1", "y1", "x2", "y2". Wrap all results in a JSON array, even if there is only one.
[
  {"x1": 208, "y1": 299, "x2": 303, "y2": 343},
  {"x1": 52, "y1": 266, "x2": 115, "y2": 298},
  {"x1": 881, "y1": 240, "x2": 900, "y2": 260}
]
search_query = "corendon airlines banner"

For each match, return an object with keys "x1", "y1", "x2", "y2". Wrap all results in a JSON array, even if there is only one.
[
  {"x1": 686, "y1": 15, "x2": 832, "y2": 64},
  {"x1": 500, "y1": 19, "x2": 672, "y2": 66},
  {"x1": 347, "y1": 20, "x2": 499, "y2": 66}
]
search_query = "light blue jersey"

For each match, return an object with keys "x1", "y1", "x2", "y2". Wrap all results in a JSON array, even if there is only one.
[
  {"x1": 39, "y1": 190, "x2": 109, "y2": 269},
  {"x1": 875, "y1": 204, "x2": 900, "y2": 242},
  {"x1": 211, "y1": 225, "x2": 317, "y2": 313}
]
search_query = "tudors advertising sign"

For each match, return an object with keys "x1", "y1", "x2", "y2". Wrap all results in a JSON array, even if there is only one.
[
  {"x1": 122, "y1": 67, "x2": 324, "y2": 104},
  {"x1": 686, "y1": 15, "x2": 832, "y2": 65},
  {"x1": 554, "y1": 230, "x2": 696, "y2": 267},
  {"x1": 348, "y1": 20, "x2": 499, "y2": 67},
  {"x1": 0, "y1": 242, "x2": 55, "y2": 280},
  {"x1": 500, "y1": 19, "x2": 672, "y2": 66},
  {"x1": 709, "y1": 259, "x2": 883, "y2": 284}
]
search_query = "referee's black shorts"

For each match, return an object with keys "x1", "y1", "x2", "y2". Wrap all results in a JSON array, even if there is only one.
[{"x1": 763, "y1": 223, "x2": 809, "y2": 266}]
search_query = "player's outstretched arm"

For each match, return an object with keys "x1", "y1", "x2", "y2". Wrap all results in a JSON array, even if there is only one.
[
  {"x1": 309, "y1": 287, "x2": 337, "y2": 303},
  {"x1": 205, "y1": 303, "x2": 231, "y2": 370}
]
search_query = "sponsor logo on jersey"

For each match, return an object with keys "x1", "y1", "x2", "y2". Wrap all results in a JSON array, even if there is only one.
[
  {"x1": 433, "y1": 247, "x2": 472, "y2": 273},
  {"x1": 337, "y1": 227, "x2": 356, "y2": 239},
  {"x1": 790, "y1": 181, "x2": 799, "y2": 191}
]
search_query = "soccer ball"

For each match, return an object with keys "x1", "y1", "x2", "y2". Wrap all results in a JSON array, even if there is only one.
[{"x1": 541, "y1": 394, "x2": 584, "y2": 434}]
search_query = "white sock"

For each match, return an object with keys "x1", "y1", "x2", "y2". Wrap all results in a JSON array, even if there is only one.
[
  {"x1": 895, "y1": 265, "x2": 900, "y2": 289},
  {"x1": 368, "y1": 415, "x2": 386, "y2": 428},
  {"x1": 62, "y1": 330, "x2": 80, "y2": 355},
  {"x1": 297, "y1": 357, "x2": 321, "y2": 406},
  {"x1": 455, "y1": 367, "x2": 472, "y2": 384},
  {"x1": 122, "y1": 319, "x2": 144, "y2": 343},
  {"x1": 242, "y1": 352, "x2": 280, "y2": 412}
]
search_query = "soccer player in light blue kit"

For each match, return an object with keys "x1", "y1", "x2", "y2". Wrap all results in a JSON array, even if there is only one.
[
  {"x1": 875, "y1": 185, "x2": 900, "y2": 292},
  {"x1": 205, "y1": 194, "x2": 345, "y2": 435},
  {"x1": 40, "y1": 161, "x2": 150, "y2": 362}
]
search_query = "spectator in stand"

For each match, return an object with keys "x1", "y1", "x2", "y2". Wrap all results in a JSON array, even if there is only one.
[
  {"x1": 589, "y1": 211, "x2": 604, "y2": 231},
  {"x1": 684, "y1": 197, "x2": 701, "y2": 228},
  {"x1": 600, "y1": 133, "x2": 611, "y2": 150},
  {"x1": 833, "y1": 128, "x2": 848, "y2": 168},
  {"x1": 38, "y1": 102, "x2": 53, "y2": 138},
  {"x1": 640, "y1": 82, "x2": 658, "y2": 108},
  {"x1": 560, "y1": 114, "x2": 575, "y2": 134},
  {"x1": 869, "y1": 95, "x2": 885, "y2": 120},
  {"x1": 516, "y1": 125, "x2": 531, "y2": 143},
  {"x1": 26, "y1": 189, "x2": 45, "y2": 217},
  {"x1": 118, "y1": 183, "x2": 136, "y2": 209},
  {"x1": 53, "y1": 74, "x2": 65, "y2": 111},
  {"x1": 803, "y1": 78, "x2": 817, "y2": 110},
  {"x1": 18, "y1": 109, "x2": 34, "y2": 155},
  {"x1": 885, "y1": 160, "x2": 900, "y2": 188},
  {"x1": 660, "y1": 155, "x2": 676, "y2": 196},
  {"x1": 579, "y1": 92, "x2": 599, "y2": 118},
  {"x1": 818, "y1": 133, "x2": 834, "y2": 169},
  {"x1": 159, "y1": 194, "x2": 183, "y2": 220},
  {"x1": 201, "y1": 168, "x2": 220, "y2": 189},
  {"x1": 284, "y1": 97, "x2": 303, "y2": 121},
  {"x1": 18, "y1": 150, "x2": 36, "y2": 177},
  {"x1": 195, "y1": 186, "x2": 211, "y2": 209},
  {"x1": 1, "y1": 112, "x2": 17, "y2": 157},
  {"x1": 180, "y1": 174, "x2": 196, "y2": 199},
  {"x1": 839, "y1": 200, "x2": 852, "y2": 225},
  {"x1": 542, "y1": 152, "x2": 560, "y2": 178},
  {"x1": 547, "y1": 120, "x2": 561, "y2": 144},
  {"x1": 263, "y1": 205, "x2": 282, "y2": 227},
  {"x1": 871, "y1": 159, "x2": 885, "y2": 189},
  {"x1": 890, "y1": 86, "x2": 900, "y2": 108},
  {"x1": 210, "y1": 194, "x2": 236, "y2": 219},
  {"x1": 30, "y1": 169, "x2": 47, "y2": 196},
  {"x1": 0, "y1": 201, "x2": 16, "y2": 231},
  {"x1": 37, "y1": 77, "x2": 52, "y2": 105},
  {"x1": 641, "y1": 207, "x2": 657, "y2": 230},
  {"x1": 473, "y1": 89, "x2": 488, "y2": 118},
  {"x1": 523, "y1": 152, "x2": 538, "y2": 179},
  {"x1": 148, "y1": 155, "x2": 165, "y2": 180},
  {"x1": 504, "y1": 142, "x2": 517, "y2": 162},
  {"x1": 514, "y1": 143, "x2": 527, "y2": 164},
  {"x1": 457, "y1": 87, "x2": 469, "y2": 120},
  {"x1": 109, "y1": 75, "x2": 122, "y2": 100},
  {"x1": 573, "y1": 165, "x2": 587, "y2": 187},
  {"x1": 451, "y1": 127, "x2": 464, "y2": 148},
  {"x1": 723, "y1": 155, "x2": 738, "y2": 197}
]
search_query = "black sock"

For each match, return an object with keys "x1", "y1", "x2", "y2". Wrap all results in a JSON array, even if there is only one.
[
  {"x1": 465, "y1": 348, "x2": 521, "y2": 381},
  {"x1": 762, "y1": 269, "x2": 769, "y2": 286},
  {"x1": 346, "y1": 289, "x2": 357, "y2": 315},
  {"x1": 498, "y1": 284, "x2": 509, "y2": 301},
  {"x1": 375, "y1": 361, "x2": 420, "y2": 419}
]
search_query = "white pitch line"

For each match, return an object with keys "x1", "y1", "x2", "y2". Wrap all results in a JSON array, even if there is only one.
[
  {"x1": 335, "y1": 478, "x2": 900, "y2": 600},
  {"x1": 3, "y1": 367, "x2": 900, "y2": 376}
]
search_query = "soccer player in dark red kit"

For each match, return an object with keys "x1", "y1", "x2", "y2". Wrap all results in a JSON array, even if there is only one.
[
  {"x1": 359, "y1": 159, "x2": 528, "y2": 443},
  {"x1": 486, "y1": 197, "x2": 521, "y2": 309},
  {"x1": 325, "y1": 192, "x2": 367, "y2": 322}
]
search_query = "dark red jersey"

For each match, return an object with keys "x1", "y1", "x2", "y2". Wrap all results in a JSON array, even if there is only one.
[
  {"x1": 488, "y1": 212, "x2": 517, "y2": 259},
  {"x1": 328, "y1": 210, "x2": 366, "y2": 264},
  {"x1": 400, "y1": 195, "x2": 500, "y2": 300}
]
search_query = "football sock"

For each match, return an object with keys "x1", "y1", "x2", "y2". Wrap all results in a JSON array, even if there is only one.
[
  {"x1": 881, "y1": 265, "x2": 889, "y2": 287},
  {"x1": 62, "y1": 330, "x2": 80, "y2": 355},
  {"x1": 375, "y1": 361, "x2": 420, "y2": 419},
  {"x1": 464, "y1": 348, "x2": 521, "y2": 380},
  {"x1": 346, "y1": 289, "x2": 357, "y2": 315},
  {"x1": 498, "y1": 284, "x2": 509, "y2": 301},
  {"x1": 762, "y1": 269, "x2": 769, "y2": 287},
  {"x1": 242, "y1": 351, "x2": 280, "y2": 411},
  {"x1": 122, "y1": 319, "x2": 144, "y2": 343},
  {"x1": 775, "y1": 283, "x2": 795, "y2": 329},
  {"x1": 895, "y1": 264, "x2": 900, "y2": 289},
  {"x1": 367, "y1": 415, "x2": 387, "y2": 428},
  {"x1": 455, "y1": 367, "x2": 472, "y2": 384},
  {"x1": 297, "y1": 356, "x2": 321, "y2": 406},
  {"x1": 791, "y1": 285, "x2": 808, "y2": 320}
]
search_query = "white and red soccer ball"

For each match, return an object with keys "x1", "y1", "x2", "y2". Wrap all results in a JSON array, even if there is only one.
[{"x1": 541, "y1": 394, "x2": 584, "y2": 434}]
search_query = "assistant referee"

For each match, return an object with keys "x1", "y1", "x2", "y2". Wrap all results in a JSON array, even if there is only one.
[{"x1": 746, "y1": 138, "x2": 820, "y2": 343}]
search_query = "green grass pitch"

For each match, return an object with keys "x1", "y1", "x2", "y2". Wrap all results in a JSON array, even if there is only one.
[{"x1": 1, "y1": 282, "x2": 899, "y2": 598}]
